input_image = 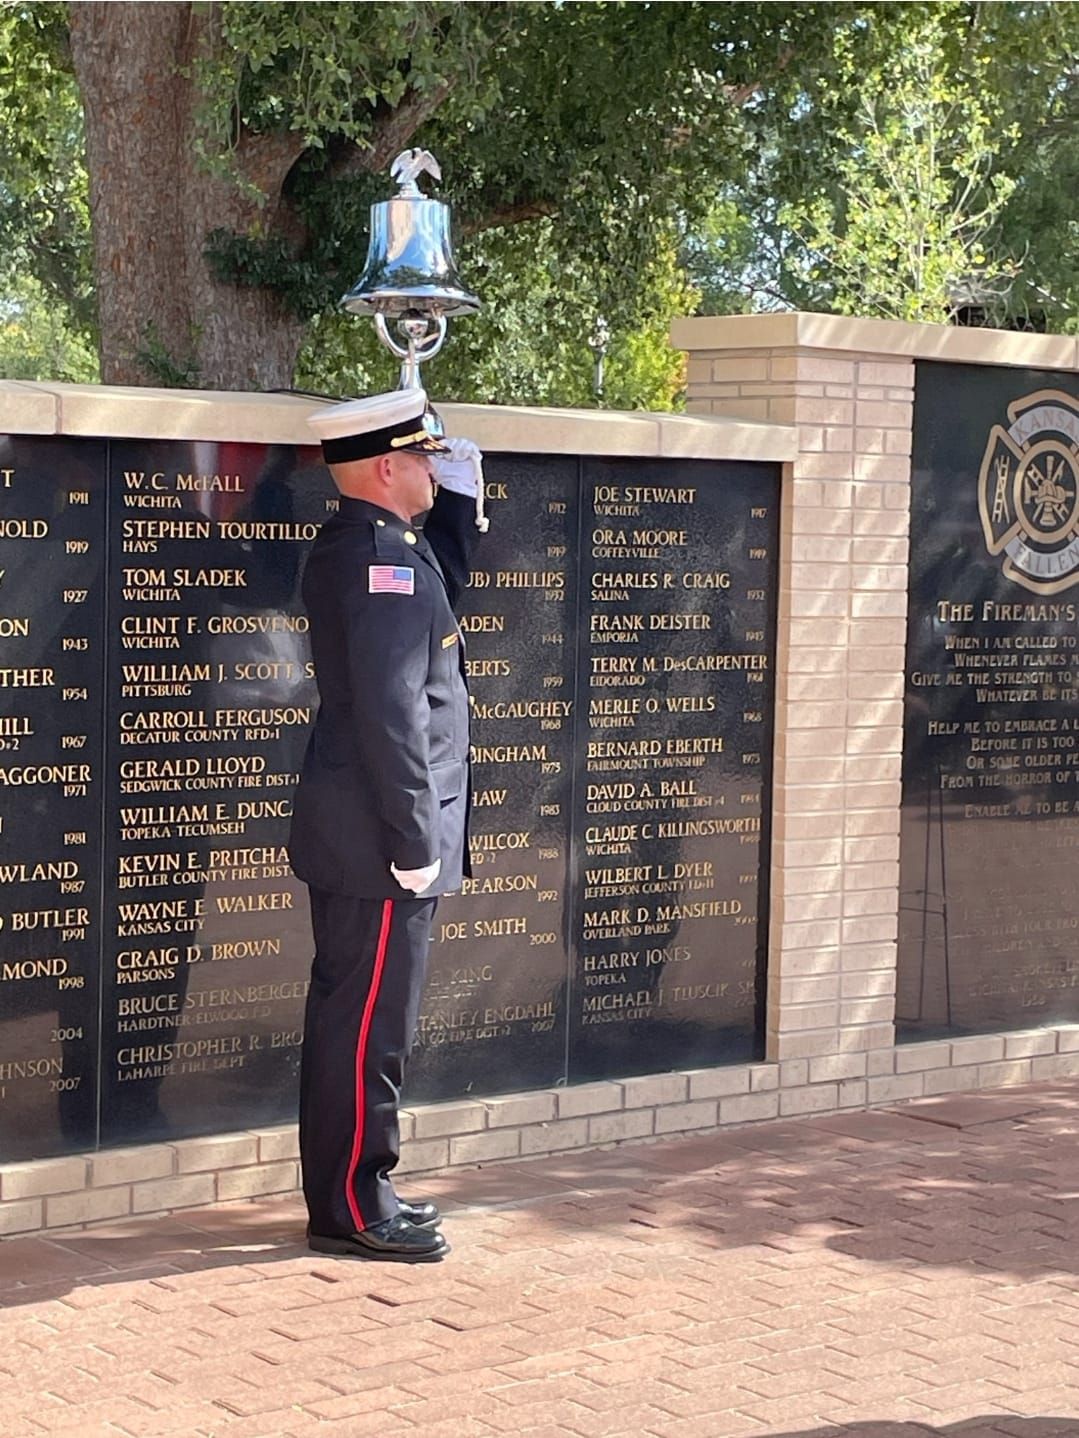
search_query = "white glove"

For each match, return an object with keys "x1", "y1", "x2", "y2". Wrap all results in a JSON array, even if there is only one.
[
  {"x1": 390, "y1": 858, "x2": 441, "y2": 894},
  {"x1": 432, "y1": 438, "x2": 489, "y2": 532}
]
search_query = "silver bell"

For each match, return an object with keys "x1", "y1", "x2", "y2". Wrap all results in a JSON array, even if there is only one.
[{"x1": 341, "y1": 150, "x2": 480, "y2": 319}]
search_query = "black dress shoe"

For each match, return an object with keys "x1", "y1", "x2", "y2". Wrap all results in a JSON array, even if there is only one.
[
  {"x1": 398, "y1": 1199, "x2": 441, "y2": 1229},
  {"x1": 308, "y1": 1214, "x2": 449, "y2": 1263}
]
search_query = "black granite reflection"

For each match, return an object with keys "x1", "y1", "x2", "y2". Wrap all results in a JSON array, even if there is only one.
[
  {"x1": 0, "y1": 437, "x2": 106, "y2": 1161},
  {"x1": 899, "y1": 362, "x2": 1079, "y2": 1039},
  {"x1": 410, "y1": 456, "x2": 577, "y2": 1100},
  {"x1": 1, "y1": 435, "x2": 781, "y2": 1158},
  {"x1": 567, "y1": 458, "x2": 777, "y2": 1081},
  {"x1": 98, "y1": 440, "x2": 328, "y2": 1145}
]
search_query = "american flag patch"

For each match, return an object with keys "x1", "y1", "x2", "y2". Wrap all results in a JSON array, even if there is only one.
[{"x1": 369, "y1": 565, "x2": 415, "y2": 595}]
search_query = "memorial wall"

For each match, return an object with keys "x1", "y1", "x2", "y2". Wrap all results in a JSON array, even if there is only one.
[
  {"x1": 0, "y1": 432, "x2": 778, "y2": 1161},
  {"x1": 899, "y1": 363, "x2": 1079, "y2": 1036}
]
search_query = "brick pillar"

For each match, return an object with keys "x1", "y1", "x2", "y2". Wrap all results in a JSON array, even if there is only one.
[{"x1": 680, "y1": 334, "x2": 914, "y2": 1084}]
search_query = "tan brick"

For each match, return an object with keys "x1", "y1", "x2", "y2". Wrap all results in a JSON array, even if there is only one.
[
  {"x1": 848, "y1": 673, "x2": 904, "y2": 701},
  {"x1": 867, "y1": 1049, "x2": 895, "y2": 1077},
  {"x1": 1055, "y1": 1025, "x2": 1079, "y2": 1053},
  {"x1": 1002, "y1": 1029, "x2": 1056, "y2": 1058},
  {"x1": 788, "y1": 972, "x2": 845, "y2": 1006},
  {"x1": 774, "y1": 867, "x2": 842, "y2": 898},
  {"x1": 711, "y1": 356, "x2": 769, "y2": 381},
  {"x1": 1, "y1": 1156, "x2": 88, "y2": 1200},
  {"x1": 686, "y1": 1066, "x2": 750, "y2": 1100},
  {"x1": 0, "y1": 1198, "x2": 43, "y2": 1236},
  {"x1": 412, "y1": 1100, "x2": 487, "y2": 1139},
  {"x1": 216, "y1": 1162, "x2": 298, "y2": 1203},
  {"x1": 839, "y1": 1078, "x2": 869, "y2": 1108},
  {"x1": 484, "y1": 1092, "x2": 556, "y2": 1128},
  {"x1": 654, "y1": 1100, "x2": 719, "y2": 1134},
  {"x1": 978, "y1": 1059, "x2": 1034, "y2": 1087},
  {"x1": 588, "y1": 1109, "x2": 654, "y2": 1145},
  {"x1": 749, "y1": 1063, "x2": 780, "y2": 1091},
  {"x1": 949, "y1": 1035, "x2": 1006, "y2": 1066},
  {"x1": 775, "y1": 1002, "x2": 839, "y2": 1032},
  {"x1": 855, "y1": 399, "x2": 911, "y2": 428},
  {"x1": 853, "y1": 537, "x2": 908, "y2": 565},
  {"x1": 397, "y1": 1110, "x2": 415, "y2": 1143},
  {"x1": 824, "y1": 425, "x2": 854, "y2": 451},
  {"x1": 794, "y1": 451, "x2": 854, "y2": 480},
  {"x1": 851, "y1": 590, "x2": 907, "y2": 619},
  {"x1": 131, "y1": 1174, "x2": 216, "y2": 1215},
  {"x1": 841, "y1": 915, "x2": 898, "y2": 946},
  {"x1": 254, "y1": 1126, "x2": 301, "y2": 1163},
  {"x1": 396, "y1": 1136, "x2": 450, "y2": 1175},
  {"x1": 781, "y1": 1083, "x2": 838, "y2": 1117},
  {"x1": 88, "y1": 1144, "x2": 173, "y2": 1188},
  {"x1": 845, "y1": 860, "x2": 900, "y2": 890},
  {"x1": 922, "y1": 1065, "x2": 981, "y2": 1096},
  {"x1": 840, "y1": 997, "x2": 894, "y2": 1025},
  {"x1": 46, "y1": 1186, "x2": 131, "y2": 1229},
  {"x1": 786, "y1": 592, "x2": 850, "y2": 621},
  {"x1": 174, "y1": 1134, "x2": 258, "y2": 1173},
  {"x1": 884, "y1": 427, "x2": 914, "y2": 455},
  {"x1": 841, "y1": 971, "x2": 896, "y2": 1000},
  {"x1": 1032, "y1": 1053, "x2": 1079, "y2": 1081},
  {"x1": 791, "y1": 534, "x2": 852, "y2": 563},
  {"x1": 781, "y1": 919, "x2": 841, "y2": 950},
  {"x1": 556, "y1": 1081, "x2": 624, "y2": 1118},
  {"x1": 809, "y1": 1052, "x2": 867, "y2": 1083},
  {"x1": 855, "y1": 426, "x2": 885, "y2": 453},
  {"x1": 619, "y1": 1072, "x2": 687, "y2": 1108},
  {"x1": 854, "y1": 454, "x2": 911, "y2": 483},
  {"x1": 852, "y1": 508, "x2": 909, "y2": 536},
  {"x1": 895, "y1": 1040, "x2": 952, "y2": 1073},
  {"x1": 844, "y1": 835, "x2": 900, "y2": 865},
  {"x1": 705, "y1": 396, "x2": 770, "y2": 421},
  {"x1": 778, "y1": 893, "x2": 843, "y2": 924},
  {"x1": 720, "y1": 1091, "x2": 780, "y2": 1125},
  {"x1": 778, "y1": 1059, "x2": 809, "y2": 1086},
  {"x1": 836, "y1": 1022, "x2": 894, "y2": 1052},
  {"x1": 868, "y1": 1073, "x2": 924, "y2": 1103},
  {"x1": 773, "y1": 947, "x2": 841, "y2": 978},
  {"x1": 858, "y1": 360, "x2": 915, "y2": 388},
  {"x1": 771, "y1": 1029, "x2": 841, "y2": 1061},
  {"x1": 519, "y1": 1117, "x2": 591, "y2": 1156},
  {"x1": 449, "y1": 1129, "x2": 521, "y2": 1165},
  {"x1": 781, "y1": 727, "x2": 847, "y2": 758},
  {"x1": 842, "y1": 886, "x2": 899, "y2": 918},
  {"x1": 841, "y1": 942, "x2": 898, "y2": 971}
]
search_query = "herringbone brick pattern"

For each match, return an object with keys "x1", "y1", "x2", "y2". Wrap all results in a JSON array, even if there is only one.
[{"x1": 3, "y1": 1081, "x2": 1079, "y2": 1438}]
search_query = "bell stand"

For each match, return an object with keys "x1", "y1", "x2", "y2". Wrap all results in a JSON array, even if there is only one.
[{"x1": 374, "y1": 311, "x2": 448, "y2": 391}]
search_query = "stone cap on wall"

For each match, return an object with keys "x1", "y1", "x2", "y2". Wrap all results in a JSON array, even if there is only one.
[
  {"x1": 671, "y1": 311, "x2": 1079, "y2": 372},
  {"x1": 0, "y1": 379, "x2": 798, "y2": 463}
]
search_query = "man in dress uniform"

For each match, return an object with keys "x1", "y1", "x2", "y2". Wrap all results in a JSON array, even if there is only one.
[{"x1": 289, "y1": 388, "x2": 485, "y2": 1263}]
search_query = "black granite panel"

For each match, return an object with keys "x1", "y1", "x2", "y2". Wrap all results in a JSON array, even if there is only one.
[
  {"x1": 98, "y1": 440, "x2": 329, "y2": 1144},
  {"x1": 409, "y1": 456, "x2": 578, "y2": 1101},
  {"x1": 900, "y1": 362, "x2": 1079, "y2": 1038},
  {"x1": 567, "y1": 458, "x2": 778, "y2": 1081},
  {"x1": 0, "y1": 437, "x2": 106, "y2": 1160}
]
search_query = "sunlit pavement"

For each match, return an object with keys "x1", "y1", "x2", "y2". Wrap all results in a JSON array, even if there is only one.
[{"x1": 3, "y1": 1081, "x2": 1079, "y2": 1438}]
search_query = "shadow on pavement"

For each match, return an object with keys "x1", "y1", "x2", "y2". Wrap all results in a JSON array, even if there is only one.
[
  {"x1": 2, "y1": 1080, "x2": 1079, "y2": 1313},
  {"x1": 768, "y1": 1422, "x2": 1079, "y2": 1437}
]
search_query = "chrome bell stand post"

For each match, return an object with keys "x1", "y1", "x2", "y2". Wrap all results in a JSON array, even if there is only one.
[{"x1": 373, "y1": 311, "x2": 449, "y2": 391}]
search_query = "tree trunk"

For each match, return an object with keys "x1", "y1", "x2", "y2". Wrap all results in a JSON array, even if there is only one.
[{"x1": 69, "y1": 1, "x2": 306, "y2": 390}]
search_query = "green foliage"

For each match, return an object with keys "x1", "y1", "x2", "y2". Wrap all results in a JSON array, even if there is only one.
[
  {"x1": 0, "y1": 273, "x2": 97, "y2": 381},
  {"x1": 0, "y1": 1, "x2": 95, "y2": 351},
  {"x1": 4, "y1": 0, "x2": 1079, "y2": 393},
  {"x1": 780, "y1": 13, "x2": 1019, "y2": 322},
  {"x1": 295, "y1": 220, "x2": 694, "y2": 411}
]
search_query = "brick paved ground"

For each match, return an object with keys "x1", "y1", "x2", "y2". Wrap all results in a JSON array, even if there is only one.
[{"x1": 3, "y1": 1080, "x2": 1079, "y2": 1438}]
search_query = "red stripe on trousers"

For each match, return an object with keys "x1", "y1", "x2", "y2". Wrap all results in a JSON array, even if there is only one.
[{"x1": 345, "y1": 898, "x2": 394, "y2": 1231}]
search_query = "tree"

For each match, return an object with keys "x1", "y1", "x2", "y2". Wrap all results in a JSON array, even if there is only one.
[
  {"x1": 781, "y1": 14, "x2": 1018, "y2": 323},
  {"x1": 3, "y1": 1, "x2": 841, "y2": 393},
  {"x1": 682, "y1": 2, "x2": 1079, "y2": 329}
]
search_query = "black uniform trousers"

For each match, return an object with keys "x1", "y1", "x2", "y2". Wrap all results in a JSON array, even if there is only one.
[{"x1": 299, "y1": 887, "x2": 436, "y2": 1234}]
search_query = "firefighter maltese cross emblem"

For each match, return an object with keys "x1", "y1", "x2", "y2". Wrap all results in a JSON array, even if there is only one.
[{"x1": 978, "y1": 389, "x2": 1079, "y2": 595}]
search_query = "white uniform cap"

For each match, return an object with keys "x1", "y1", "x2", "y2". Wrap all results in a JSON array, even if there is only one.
[{"x1": 308, "y1": 388, "x2": 449, "y2": 464}]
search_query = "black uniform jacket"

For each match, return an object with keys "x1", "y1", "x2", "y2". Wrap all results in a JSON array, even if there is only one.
[{"x1": 288, "y1": 490, "x2": 478, "y2": 899}]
